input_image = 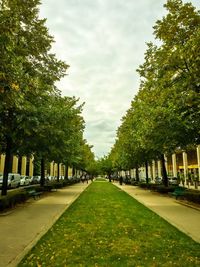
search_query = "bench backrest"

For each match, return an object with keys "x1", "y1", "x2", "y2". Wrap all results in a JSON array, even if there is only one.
[{"x1": 174, "y1": 187, "x2": 186, "y2": 192}]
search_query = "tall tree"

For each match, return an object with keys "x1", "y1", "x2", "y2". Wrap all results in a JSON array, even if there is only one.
[{"x1": 0, "y1": 0, "x2": 68, "y2": 195}]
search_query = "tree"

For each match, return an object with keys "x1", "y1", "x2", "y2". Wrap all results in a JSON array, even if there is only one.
[
  {"x1": 98, "y1": 156, "x2": 114, "y2": 180},
  {"x1": 108, "y1": 1, "x2": 200, "y2": 187},
  {"x1": 0, "y1": 0, "x2": 68, "y2": 195},
  {"x1": 135, "y1": 0, "x2": 200, "y2": 185},
  {"x1": 75, "y1": 141, "x2": 96, "y2": 175},
  {"x1": 152, "y1": 0, "x2": 200, "y2": 143}
]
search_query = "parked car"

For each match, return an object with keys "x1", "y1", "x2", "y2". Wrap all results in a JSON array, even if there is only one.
[
  {"x1": 30, "y1": 176, "x2": 41, "y2": 184},
  {"x1": 8, "y1": 173, "x2": 21, "y2": 188},
  {"x1": 45, "y1": 176, "x2": 56, "y2": 182},
  {"x1": 0, "y1": 173, "x2": 21, "y2": 188},
  {"x1": 139, "y1": 177, "x2": 147, "y2": 183},
  {"x1": 155, "y1": 177, "x2": 162, "y2": 184},
  {"x1": 20, "y1": 175, "x2": 31, "y2": 186},
  {"x1": 168, "y1": 177, "x2": 179, "y2": 185}
]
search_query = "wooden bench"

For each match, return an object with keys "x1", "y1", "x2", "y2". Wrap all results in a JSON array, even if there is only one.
[
  {"x1": 26, "y1": 189, "x2": 43, "y2": 199},
  {"x1": 169, "y1": 187, "x2": 187, "y2": 199}
]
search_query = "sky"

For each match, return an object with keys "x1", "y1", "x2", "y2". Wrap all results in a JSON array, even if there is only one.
[{"x1": 40, "y1": 0, "x2": 200, "y2": 158}]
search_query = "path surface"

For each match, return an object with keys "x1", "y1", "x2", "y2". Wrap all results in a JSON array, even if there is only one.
[
  {"x1": 0, "y1": 182, "x2": 90, "y2": 267},
  {"x1": 115, "y1": 183, "x2": 200, "y2": 243}
]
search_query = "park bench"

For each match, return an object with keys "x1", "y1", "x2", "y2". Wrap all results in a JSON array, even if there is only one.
[
  {"x1": 43, "y1": 184, "x2": 54, "y2": 191},
  {"x1": 169, "y1": 187, "x2": 187, "y2": 200},
  {"x1": 26, "y1": 188, "x2": 43, "y2": 199}
]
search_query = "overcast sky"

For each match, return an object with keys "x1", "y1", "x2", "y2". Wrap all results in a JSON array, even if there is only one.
[{"x1": 40, "y1": 0, "x2": 200, "y2": 158}]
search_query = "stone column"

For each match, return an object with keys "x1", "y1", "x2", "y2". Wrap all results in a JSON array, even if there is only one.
[
  {"x1": 197, "y1": 145, "x2": 200, "y2": 179},
  {"x1": 54, "y1": 163, "x2": 58, "y2": 177},
  {"x1": 0, "y1": 154, "x2": 5, "y2": 173},
  {"x1": 172, "y1": 153, "x2": 177, "y2": 177},
  {"x1": 21, "y1": 156, "x2": 27, "y2": 175},
  {"x1": 148, "y1": 164, "x2": 152, "y2": 179},
  {"x1": 50, "y1": 162, "x2": 54, "y2": 176},
  {"x1": 29, "y1": 156, "x2": 34, "y2": 177},
  {"x1": 182, "y1": 151, "x2": 188, "y2": 182},
  {"x1": 59, "y1": 163, "x2": 62, "y2": 177},
  {"x1": 158, "y1": 160, "x2": 162, "y2": 178},
  {"x1": 12, "y1": 156, "x2": 18, "y2": 173},
  {"x1": 68, "y1": 167, "x2": 72, "y2": 178},
  {"x1": 64, "y1": 165, "x2": 66, "y2": 177},
  {"x1": 152, "y1": 160, "x2": 156, "y2": 180}
]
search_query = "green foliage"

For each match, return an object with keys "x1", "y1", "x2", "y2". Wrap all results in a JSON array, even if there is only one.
[
  {"x1": 0, "y1": 1, "x2": 93, "y2": 194},
  {"x1": 72, "y1": 141, "x2": 95, "y2": 172},
  {"x1": 107, "y1": 0, "x2": 200, "y2": 180},
  {"x1": 97, "y1": 155, "x2": 114, "y2": 176},
  {"x1": 0, "y1": 0, "x2": 68, "y2": 153},
  {"x1": 0, "y1": 190, "x2": 28, "y2": 211},
  {"x1": 184, "y1": 191, "x2": 200, "y2": 204}
]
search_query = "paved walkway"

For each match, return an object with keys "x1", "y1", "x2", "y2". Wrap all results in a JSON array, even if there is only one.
[
  {"x1": 114, "y1": 183, "x2": 200, "y2": 243},
  {"x1": 0, "y1": 182, "x2": 90, "y2": 267}
]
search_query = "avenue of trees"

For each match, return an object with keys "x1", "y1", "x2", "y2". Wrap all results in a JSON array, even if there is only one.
[
  {"x1": 104, "y1": 0, "x2": 200, "y2": 185},
  {"x1": 0, "y1": 0, "x2": 95, "y2": 195}
]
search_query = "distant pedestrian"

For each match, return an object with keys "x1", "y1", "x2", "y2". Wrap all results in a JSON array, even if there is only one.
[
  {"x1": 119, "y1": 176, "x2": 123, "y2": 185},
  {"x1": 81, "y1": 175, "x2": 85, "y2": 183}
]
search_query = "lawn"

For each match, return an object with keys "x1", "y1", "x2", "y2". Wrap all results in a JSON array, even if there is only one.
[{"x1": 19, "y1": 181, "x2": 200, "y2": 267}]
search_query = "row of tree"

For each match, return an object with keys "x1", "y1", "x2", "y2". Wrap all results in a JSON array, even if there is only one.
[
  {"x1": 103, "y1": 0, "x2": 200, "y2": 185},
  {"x1": 0, "y1": 0, "x2": 96, "y2": 195}
]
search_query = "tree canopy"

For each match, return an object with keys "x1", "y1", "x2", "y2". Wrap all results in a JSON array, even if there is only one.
[
  {"x1": 0, "y1": 0, "x2": 93, "y2": 195},
  {"x1": 104, "y1": 0, "x2": 200, "y2": 186}
]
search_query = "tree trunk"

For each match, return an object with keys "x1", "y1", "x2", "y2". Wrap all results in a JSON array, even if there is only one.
[
  {"x1": 1, "y1": 136, "x2": 12, "y2": 196},
  {"x1": 72, "y1": 166, "x2": 75, "y2": 177},
  {"x1": 135, "y1": 164, "x2": 139, "y2": 182},
  {"x1": 57, "y1": 163, "x2": 60, "y2": 182},
  {"x1": 40, "y1": 158, "x2": 45, "y2": 187},
  {"x1": 65, "y1": 164, "x2": 69, "y2": 180},
  {"x1": 145, "y1": 161, "x2": 149, "y2": 184},
  {"x1": 161, "y1": 154, "x2": 168, "y2": 187}
]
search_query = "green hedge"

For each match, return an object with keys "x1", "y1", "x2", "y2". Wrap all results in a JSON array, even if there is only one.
[
  {"x1": 138, "y1": 182, "x2": 150, "y2": 189},
  {"x1": 183, "y1": 191, "x2": 200, "y2": 204},
  {"x1": 138, "y1": 183, "x2": 200, "y2": 204},
  {"x1": 0, "y1": 190, "x2": 28, "y2": 212},
  {"x1": 138, "y1": 183, "x2": 177, "y2": 193},
  {"x1": 0, "y1": 179, "x2": 81, "y2": 212},
  {"x1": 149, "y1": 184, "x2": 176, "y2": 193}
]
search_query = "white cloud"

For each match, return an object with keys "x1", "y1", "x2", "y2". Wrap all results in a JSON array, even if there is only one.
[{"x1": 40, "y1": 0, "x2": 200, "y2": 157}]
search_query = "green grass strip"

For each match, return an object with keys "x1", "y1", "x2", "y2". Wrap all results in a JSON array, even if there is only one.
[{"x1": 19, "y1": 182, "x2": 200, "y2": 267}]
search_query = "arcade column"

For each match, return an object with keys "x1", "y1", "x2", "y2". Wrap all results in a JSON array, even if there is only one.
[
  {"x1": 21, "y1": 156, "x2": 27, "y2": 176},
  {"x1": 0, "y1": 154, "x2": 5, "y2": 173},
  {"x1": 29, "y1": 156, "x2": 34, "y2": 177},
  {"x1": 172, "y1": 153, "x2": 177, "y2": 178},
  {"x1": 157, "y1": 160, "x2": 162, "y2": 178},
  {"x1": 182, "y1": 151, "x2": 188, "y2": 182},
  {"x1": 152, "y1": 160, "x2": 156, "y2": 179},
  {"x1": 12, "y1": 156, "x2": 18, "y2": 173},
  {"x1": 197, "y1": 145, "x2": 200, "y2": 179}
]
